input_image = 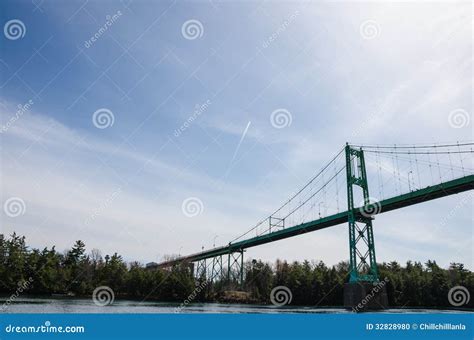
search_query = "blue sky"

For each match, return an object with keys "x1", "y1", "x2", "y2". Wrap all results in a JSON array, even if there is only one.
[{"x1": 1, "y1": 0, "x2": 472, "y2": 268}]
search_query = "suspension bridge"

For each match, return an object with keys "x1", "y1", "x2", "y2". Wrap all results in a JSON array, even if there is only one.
[{"x1": 156, "y1": 142, "x2": 473, "y2": 308}]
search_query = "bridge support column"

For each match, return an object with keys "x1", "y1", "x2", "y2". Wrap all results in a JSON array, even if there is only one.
[
  {"x1": 344, "y1": 144, "x2": 386, "y2": 310},
  {"x1": 240, "y1": 250, "x2": 244, "y2": 287},
  {"x1": 344, "y1": 281, "x2": 388, "y2": 311},
  {"x1": 210, "y1": 255, "x2": 224, "y2": 283},
  {"x1": 195, "y1": 259, "x2": 207, "y2": 280},
  {"x1": 226, "y1": 250, "x2": 244, "y2": 289},
  {"x1": 345, "y1": 144, "x2": 379, "y2": 283}
]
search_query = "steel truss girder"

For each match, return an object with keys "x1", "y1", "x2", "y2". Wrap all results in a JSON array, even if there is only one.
[{"x1": 193, "y1": 250, "x2": 245, "y2": 288}]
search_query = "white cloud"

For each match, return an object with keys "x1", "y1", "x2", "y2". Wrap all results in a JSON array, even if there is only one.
[{"x1": 0, "y1": 1, "x2": 472, "y2": 269}]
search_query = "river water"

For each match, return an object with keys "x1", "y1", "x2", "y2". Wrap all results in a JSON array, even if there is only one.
[{"x1": 0, "y1": 297, "x2": 466, "y2": 314}]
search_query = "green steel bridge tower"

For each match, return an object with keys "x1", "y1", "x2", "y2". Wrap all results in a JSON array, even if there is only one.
[{"x1": 345, "y1": 144, "x2": 378, "y2": 283}]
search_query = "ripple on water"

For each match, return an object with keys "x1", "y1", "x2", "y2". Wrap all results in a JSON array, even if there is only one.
[{"x1": 0, "y1": 298, "x2": 469, "y2": 314}]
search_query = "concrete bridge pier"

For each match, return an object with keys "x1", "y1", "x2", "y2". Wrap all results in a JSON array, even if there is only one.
[{"x1": 344, "y1": 282, "x2": 388, "y2": 311}]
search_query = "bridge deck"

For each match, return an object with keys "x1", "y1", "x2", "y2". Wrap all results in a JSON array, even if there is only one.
[{"x1": 156, "y1": 175, "x2": 473, "y2": 268}]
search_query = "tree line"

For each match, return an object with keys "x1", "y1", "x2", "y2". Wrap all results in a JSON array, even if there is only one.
[{"x1": 1, "y1": 233, "x2": 472, "y2": 309}]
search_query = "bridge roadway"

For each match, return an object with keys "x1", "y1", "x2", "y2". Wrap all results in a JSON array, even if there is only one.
[{"x1": 156, "y1": 175, "x2": 474, "y2": 268}]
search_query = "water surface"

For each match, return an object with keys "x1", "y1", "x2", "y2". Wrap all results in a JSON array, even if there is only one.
[{"x1": 1, "y1": 297, "x2": 468, "y2": 314}]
